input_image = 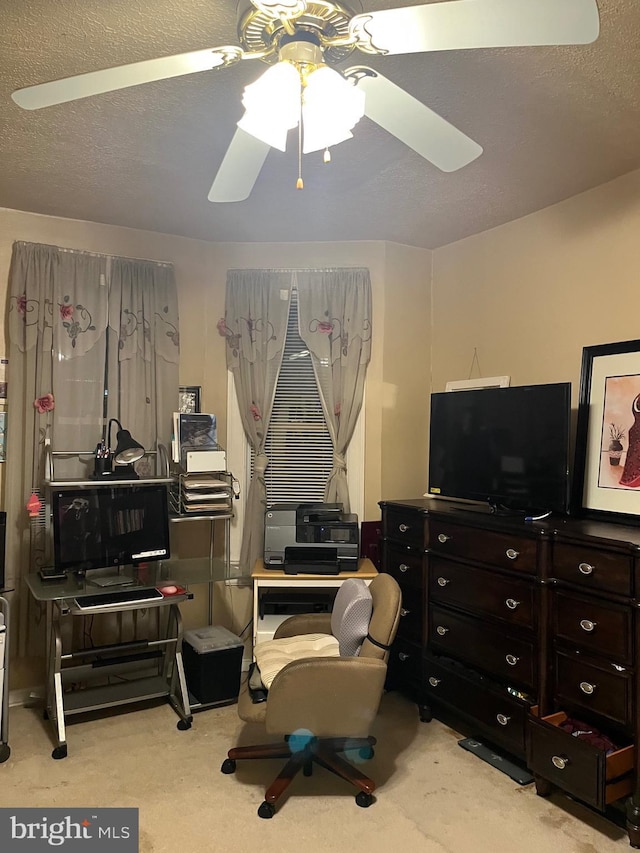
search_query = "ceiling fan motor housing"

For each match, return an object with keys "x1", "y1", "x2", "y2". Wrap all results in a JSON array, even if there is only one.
[{"x1": 238, "y1": 0, "x2": 357, "y2": 64}]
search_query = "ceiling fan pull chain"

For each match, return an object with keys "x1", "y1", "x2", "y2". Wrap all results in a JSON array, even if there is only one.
[{"x1": 297, "y1": 85, "x2": 304, "y2": 190}]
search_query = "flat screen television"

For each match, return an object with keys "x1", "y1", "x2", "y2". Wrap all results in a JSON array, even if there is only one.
[
  {"x1": 428, "y1": 382, "x2": 572, "y2": 515},
  {"x1": 52, "y1": 483, "x2": 170, "y2": 574}
]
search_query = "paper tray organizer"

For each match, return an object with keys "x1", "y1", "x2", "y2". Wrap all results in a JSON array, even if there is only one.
[{"x1": 170, "y1": 471, "x2": 234, "y2": 516}]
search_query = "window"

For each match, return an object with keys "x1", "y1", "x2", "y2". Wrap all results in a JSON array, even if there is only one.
[{"x1": 226, "y1": 291, "x2": 364, "y2": 565}]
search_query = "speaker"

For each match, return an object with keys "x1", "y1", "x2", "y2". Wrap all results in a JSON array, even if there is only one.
[{"x1": 0, "y1": 511, "x2": 6, "y2": 590}]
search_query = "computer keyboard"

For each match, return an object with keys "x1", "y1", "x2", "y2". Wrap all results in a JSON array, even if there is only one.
[{"x1": 74, "y1": 587, "x2": 164, "y2": 610}]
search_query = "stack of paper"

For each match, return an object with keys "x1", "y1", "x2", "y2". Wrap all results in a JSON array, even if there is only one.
[{"x1": 179, "y1": 475, "x2": 233, "y2": 515}]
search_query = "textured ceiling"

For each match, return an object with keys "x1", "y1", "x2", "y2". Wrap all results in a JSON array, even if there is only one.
[{"x1": 1, "y1": 0, "x2": 639, "y2": 250}]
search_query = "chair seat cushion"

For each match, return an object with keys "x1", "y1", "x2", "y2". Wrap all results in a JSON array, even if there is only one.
[{"x1": 253, "y1": 633, "x2": 339, "y2": 689}]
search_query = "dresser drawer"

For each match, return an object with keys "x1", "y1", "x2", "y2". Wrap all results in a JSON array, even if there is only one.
[
  {"x1": 551, "y1": 542, "x2": 632, "y2": 596},
  {"x1": 429, "y1": 521, "x2": 538, "y2": 574},
  {"x1": 387, "y1": 637, "x2": 423, "y2": 688},
  {"x1": 553, "y1": 591, "x2": 632, "y2": 664},
  {"x1": 527, "y1": 710, "x2": 633, "y2": 810},
  {"x1": 554, "y1": 650, "x2": 632, "y2": 727},
  {"x1": 383, "y1": 507, "x2": 425, "y2": 549},
  {"x1": 397, "y1": 590, "x2": 424, "y2": 645},
  {"x1": 383, "y1": 541, "x2": 424, "y2": 591},
  {"x1": 430, "y1": 557, "x2": 535, "y2": 629},
  {"x1": 424, "y1": 656, "x2": 529, "y2": 754},
  {"x1": 429, "y1": 605, "x2": 536, "y2": 690}
]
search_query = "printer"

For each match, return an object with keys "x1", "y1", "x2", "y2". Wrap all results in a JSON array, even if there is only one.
[{"x1": 264, "y1": 502, "x2": 359, "y2": 574}]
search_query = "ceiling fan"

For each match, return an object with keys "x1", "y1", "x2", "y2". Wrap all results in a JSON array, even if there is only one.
[{"x1": 11, "y1": 0, "x2": 600, "y2": 203}]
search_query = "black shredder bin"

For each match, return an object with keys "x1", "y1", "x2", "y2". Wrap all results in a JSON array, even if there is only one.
[{"x1": 182, "y1": 626, "x2": 243, "y2": 705}]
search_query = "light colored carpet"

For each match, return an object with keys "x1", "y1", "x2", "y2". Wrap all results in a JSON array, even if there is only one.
[{"x1": 0, "y1": 690, "x2": 630, "y2": 853}]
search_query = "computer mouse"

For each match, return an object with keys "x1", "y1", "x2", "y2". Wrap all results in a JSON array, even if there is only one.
[{"x1": 160, "y1": 585, "x2": 178, "y2": 595}]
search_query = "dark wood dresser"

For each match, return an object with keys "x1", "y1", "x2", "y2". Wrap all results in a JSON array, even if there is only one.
[{"x1": 379, "y1": 498, "x2": 640, "y2": 848}]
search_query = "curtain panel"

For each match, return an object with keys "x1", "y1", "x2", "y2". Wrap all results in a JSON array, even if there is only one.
[
  {"x1": 223, "y1": 267, "x2": 371, "y2": 574},
  {"x1": 221, "y1": 270, "x2": 292, "y2": 574},
  {"x1": 5, "y1": 241, "x2": 179, "y2": 654},
  {"x1": 295, "y1": 268, "x2": 372, "y2": 511}
]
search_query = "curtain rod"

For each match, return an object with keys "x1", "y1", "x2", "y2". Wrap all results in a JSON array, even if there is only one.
[
  {"x1": 15, "y1": 240, "x2": 172, "y2": 268},
  {"x1": 227, "y1": 267, "x2": 369, "y2": 273}
]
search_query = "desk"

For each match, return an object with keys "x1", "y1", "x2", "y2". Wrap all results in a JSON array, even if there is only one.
[
  {"x1": 26, "y1": 556, "x2": 226, "y2": 759},
  {"x1": 251, "y1": 559, "x2": 378, "y2": 650}
]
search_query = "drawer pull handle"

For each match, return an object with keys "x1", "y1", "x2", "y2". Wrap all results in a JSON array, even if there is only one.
[
  {"x1": 400, "y1": 608, "x2": 410, "y2": 617},
  {"x1": 505, "y1": 654, "x2": 520, "y2": 666},
  {"x1": 580, "y1": 619, "x2": 597, "y2": 633},
  {"x1": 580, "y1": 681, "x2": 596, "y2": 695},
  {"x1": 398, "y1": 652, "x2": 410, "y2": 662},
  {"x1": 496, "y1": 714, "x2": 511, "y2": 726},
  {"x1": 437, "y1": 533, "x2": 451, "y2": 544},
  {"x1": 505, "y1": 598, "x2": 520, "y2": 610},
  {"x1": 551, "y1": 755, "x2": 570, "y2": 771},
  {"x1": 437, "y1": 577, "x2": 450, "y2": 587},
  {"x1": 506, "y1": 548, "x2": 519, "y2": 560},
  {"x1": 399, "y1": 523, "x2": 410, "y2": 533},
  {"x1": 436, "y1": 625, "x2": 449, "y2": 636},
  {"x1": 578, "y1": 562, "x2": 594, "y2": 576},
  {"x1": 428, "y1": 676, "x2": 441, "y2": 688},
  {"x1": 399, "y1": 563, "x2": 410, "y2": 573}
]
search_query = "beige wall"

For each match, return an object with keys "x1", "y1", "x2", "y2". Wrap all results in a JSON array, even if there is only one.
[{"x1": 431, "y1": 168, "x2": 640, "y2": 404}]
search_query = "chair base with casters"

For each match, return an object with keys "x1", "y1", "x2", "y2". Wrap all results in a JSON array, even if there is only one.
[{"x1": 221, "y1": 734, "x2": 377, "y2": 818}]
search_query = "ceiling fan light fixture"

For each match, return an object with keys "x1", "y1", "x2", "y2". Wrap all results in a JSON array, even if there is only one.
[
  {"x1": 238, "y1": 61, "x2": 301, "y2": 151},
  {"x1": 301, "y1": 65, "x2": 364, "y2": 153}
]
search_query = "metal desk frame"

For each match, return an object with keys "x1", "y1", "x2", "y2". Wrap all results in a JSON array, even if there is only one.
[{"x1": 25, "y1": 557, "x2": 224, "y2": 759}]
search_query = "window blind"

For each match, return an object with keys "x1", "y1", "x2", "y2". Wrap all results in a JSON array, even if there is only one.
[{"x1": 261, "y1": 290, "x2": 333, "y2": 504}]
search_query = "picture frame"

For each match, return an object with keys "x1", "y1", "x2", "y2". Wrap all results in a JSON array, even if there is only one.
[
  {"x1": 573, "y1": 339, "x2": 640, "y2": 521},
  {"x1": 445, "y1": 376, "x2": 510, "y2": 392},
  {"x1": 178, "y1": 386, "x2": 201, "y2": 415}
]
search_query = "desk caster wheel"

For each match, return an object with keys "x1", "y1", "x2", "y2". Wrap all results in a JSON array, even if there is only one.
[
  {"x1": 221, "y1": 759, "x2": 236, "y2": 774},
  {"x1": 176, "y1": 719, "x2": 192, "y2": 731},
  {"x1": 52, "y1": 745, "x2": 67, "y2": 760},
  {"x1": 355, "y1": 792, "x2": 373, "y2": 808},
  {"x1": 258, "y1": 801, "x2": 275, "y2": 819},
  {"x1": 0, "y1": 744, "x2": 10, "y2": 763}
]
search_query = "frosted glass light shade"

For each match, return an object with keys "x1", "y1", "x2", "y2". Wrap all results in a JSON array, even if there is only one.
[
  {"x1": 237, "y1": 62, "x2": 301, "y2": 151},
  {"x1": 302, "y1": 66, "x2": 365, "y2": 153}
]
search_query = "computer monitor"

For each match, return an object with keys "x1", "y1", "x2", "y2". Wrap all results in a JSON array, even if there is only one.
[{"x1": 52, "y1": 483, "x2": 170, "y2": 575}]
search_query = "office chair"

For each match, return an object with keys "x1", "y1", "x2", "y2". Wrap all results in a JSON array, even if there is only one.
[{"x1": 221, "y1": 573, "x2": 402, "y2": 818}]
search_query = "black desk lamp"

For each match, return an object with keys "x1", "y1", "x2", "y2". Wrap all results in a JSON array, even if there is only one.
[{"x1": 93, "y1": 418, "x2": 145, "y2": 479}]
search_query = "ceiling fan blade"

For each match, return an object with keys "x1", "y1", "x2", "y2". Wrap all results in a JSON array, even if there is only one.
[
  {"x1": 346, "y1": 67, "x2": 482, "y2": 172},
  {"x1": 349, "y1": 0, "x2": 600, "y2": 55},
  {"x1": 11, "y1": 46, "x2": 245, "y2": 110},
  {"x1": 208, "y1": 128, "x2": 271, "y2": 203}
]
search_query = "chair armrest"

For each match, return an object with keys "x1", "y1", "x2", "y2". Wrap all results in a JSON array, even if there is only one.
[
  {"x1": 265, "y1": 656, "x2": 387, "y2": 739},
  {"x1": 273, "y1": 613, "x2": 333, "y2": 638}
]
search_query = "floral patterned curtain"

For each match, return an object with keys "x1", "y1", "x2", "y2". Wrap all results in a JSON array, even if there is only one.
[
  {"x1": 220, "y1": 270, "x2": 292, "y2": 574},
  {"x1": 5, "y1": 241, "x2": 179, "y2": 654},
  {"x1": 295, "y1": 268, "x2": 372, "y2": 511},
  {"x1": 221, "y1": 267, "x2": 372, "y2": 574}
]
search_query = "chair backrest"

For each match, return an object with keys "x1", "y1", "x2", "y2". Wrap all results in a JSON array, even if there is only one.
[
  {"x1": 358, "y1": 573, "x2": 402, "y2": 662},
  {"x1": 330, "y1": 577, "x2": 373, "y2": 656}
]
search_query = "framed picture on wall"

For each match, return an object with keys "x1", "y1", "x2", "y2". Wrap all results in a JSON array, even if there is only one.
[
  {"x1": 573, "y1": 339, "x2": 640, "y2": 521},
  {"x1": 178, "y1": 386, "x2": 201, "y2": 415}
]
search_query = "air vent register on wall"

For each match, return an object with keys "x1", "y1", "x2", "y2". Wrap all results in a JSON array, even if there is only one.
[{"x1": 428, "y1": 383, "x2": 572, "y2": 517}]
